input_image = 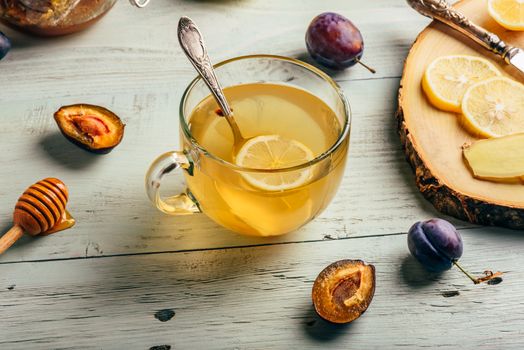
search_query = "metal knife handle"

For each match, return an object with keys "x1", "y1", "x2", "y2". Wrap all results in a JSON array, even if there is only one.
[{"x1": 406, "y1": 0, "x2": 516, "y2": 62}]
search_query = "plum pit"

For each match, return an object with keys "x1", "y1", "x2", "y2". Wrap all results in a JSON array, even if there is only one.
[
  {"x1": 312, "y1": 259, "x2": 375, "y2": 324},
  {"x1": 54, "y1": 104, "x2": 124, "y2": 153},
  {"x1": 72, "y1": 115, "x2": 110, "y2": 138}
]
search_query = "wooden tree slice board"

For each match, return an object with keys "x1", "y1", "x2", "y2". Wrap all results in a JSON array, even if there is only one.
[{"x1": 397, "y1": 0, "x2": 524, "y2": 229}]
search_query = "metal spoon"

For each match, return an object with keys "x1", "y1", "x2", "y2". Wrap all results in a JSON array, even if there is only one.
[
  {"x1": 177, "y1": 16, "x2": 246, "y2": 153},
  {"x1": 129, "y1": 0, "x2": 151, "y2": 8}
]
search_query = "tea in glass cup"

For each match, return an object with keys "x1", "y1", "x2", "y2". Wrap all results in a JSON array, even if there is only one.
[{"x1": 146, "y1": 55, "x2": 350, "y2": 237}]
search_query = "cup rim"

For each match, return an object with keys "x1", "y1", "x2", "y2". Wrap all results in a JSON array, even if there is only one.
[{"x1": 179, "y1": 54, "x2": 351, "y2": 173}]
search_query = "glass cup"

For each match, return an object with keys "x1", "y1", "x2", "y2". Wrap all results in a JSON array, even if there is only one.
[{"x1": 146, "y1": 55, "x2": 351, "y2": 237}]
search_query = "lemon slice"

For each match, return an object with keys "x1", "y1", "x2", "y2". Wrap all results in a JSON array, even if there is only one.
[
  {"x1": 488, "y1": 0, "x2": 524, "y2": 31},
  {"x1": 461, "y1": 77, "x2": 524, "y2": 138},
  {"x1": 422, "y1": 55, "x2": 501, "y2": 112},
  {"x1": 235, "y1": 135, "x2": 315, "y2": 191}
]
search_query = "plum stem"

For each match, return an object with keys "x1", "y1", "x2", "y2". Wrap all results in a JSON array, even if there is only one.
[
  {"x1": 452, "y1": 260, "x2": 478, "y2": 284},
  {"x1": 355, "y1": 58, "x2": 376, "y2": 74},
  {"x1": 452, "y1": 260, "x2": 503, "y2": 285}
]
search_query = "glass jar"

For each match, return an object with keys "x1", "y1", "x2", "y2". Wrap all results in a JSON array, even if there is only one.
[{"x1": 0, "y1": 0, "x2": 119, "y2": 36}]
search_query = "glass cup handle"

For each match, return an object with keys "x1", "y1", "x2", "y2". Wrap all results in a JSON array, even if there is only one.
[
  {"x1": 129, "y1": 0, "x2": 150, "y2": 8},
  {"x1": 145, "y1": 151, "x2": 201, "y2": 215}
]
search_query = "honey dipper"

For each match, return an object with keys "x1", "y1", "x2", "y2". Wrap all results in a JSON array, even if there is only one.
[{"x1": 0, "y1": 178, "x2": 74, "y2": 254}]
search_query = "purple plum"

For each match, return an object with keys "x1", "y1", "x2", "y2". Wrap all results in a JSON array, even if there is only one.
[
  {"x1": 407, "y1": 218, "x2": 463, "y2": 272},
  {"x1": 0, "y1": 31, "x2": 11, "y2": 61},
  {"x1": 305, "y1": 12, "x2": 374, "y2": 72}
]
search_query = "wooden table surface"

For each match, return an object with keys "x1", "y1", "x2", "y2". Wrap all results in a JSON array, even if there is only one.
[{"x1": 1, "y1": 0, "x2": 522, "y2": 349}]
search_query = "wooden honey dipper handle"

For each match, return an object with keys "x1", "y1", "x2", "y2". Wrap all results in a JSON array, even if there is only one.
[
  {"x1": 0, "y1": 226, "x2": 24, "y2": 254},
  {"x1": 0, "y1": 178, "x2": 70, "y2": 255}
]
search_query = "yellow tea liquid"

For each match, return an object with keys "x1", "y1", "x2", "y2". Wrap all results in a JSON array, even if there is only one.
[{"x1": 185, "y1": 83, "x2": 348, "y2": 236}]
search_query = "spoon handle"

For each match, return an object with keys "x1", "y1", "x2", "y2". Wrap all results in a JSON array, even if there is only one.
[
  {"x1": 129, "y1": 0, "x2": 151, "y2": 8},
  {"x1": 177, "y1": 16, "x2": 233, "y2": 117}
]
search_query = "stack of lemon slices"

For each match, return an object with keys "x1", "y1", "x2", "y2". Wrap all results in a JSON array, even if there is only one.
[
  {"x1": 422, "y1": 55, "x2": 524, "y2": 138},
  {"x1": 421, "y1": 1, "x2": 524, "y2": 183}
]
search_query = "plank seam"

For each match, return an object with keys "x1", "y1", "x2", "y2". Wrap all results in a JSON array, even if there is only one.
[{"x1": 0, "y1": 226, "x2": 481, "y2": 265}]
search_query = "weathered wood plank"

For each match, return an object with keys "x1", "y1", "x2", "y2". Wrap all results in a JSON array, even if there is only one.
[
  {"x1": 0, "y1": 0, "x2": 473, "y2": 264},
  {"x1": 0, "y1": 75, "x2": 474, "y2": 263},
  {"x1": 0, "y1": 0, "x2": 430, "y2": 104},
  {"x1": 1, "y1": 1, "x2": 519, "y2": 349},
  {"x1": 0, "y1": 229, "x2": 521, "y2": 349}
]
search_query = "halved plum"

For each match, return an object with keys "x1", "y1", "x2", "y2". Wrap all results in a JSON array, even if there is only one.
[
  {"x1": 54, "y1": 104, "x2": 125, "y2": 153},
  {"x1": 312, "y1": 259, "x2": 375, "y2": 324}
]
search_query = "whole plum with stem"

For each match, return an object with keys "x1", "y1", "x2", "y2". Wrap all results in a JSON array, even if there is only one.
[
  {"x1": 408, "y1": 218, "x2": 502, "y2": 284},
  {"x1": 0, "y1": 31, "x2": 11, "y2": 60},
  {"x1": 305, "y1": 12, "x2": 375, "y2": 73}
]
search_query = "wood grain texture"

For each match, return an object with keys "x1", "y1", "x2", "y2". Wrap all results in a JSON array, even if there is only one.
[
  {"x1": 397, "y1": 0, "x2": 524, "y2": 229},
  {"x1": 0, "y1": 229, "x2": 522, "y2": 349},
  {"x1": 0, "y1": 75, "x2": 476, "y2": 262},
  {"x1": 0, "y1": 0, "x2": 440, "y2": 262},
  {"x1": 0, "y1": 1, "x2": 522, "y2": 348},
  {"x1": 0, "y1": 0, "x2": 429, "y2": 104},
  {"x1": 1, "y1": 77, "x2": 467, "y2": 263},
  {"x1": 0, "y1": 1, "x2": 470, "y2": 261}
]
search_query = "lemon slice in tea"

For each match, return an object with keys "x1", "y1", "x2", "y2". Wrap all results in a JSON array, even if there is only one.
[
  {"x1": 461, "y1": 77, "x2": 524, "y2": 138},
  {"x1": 488, "y1": 0, "x2": 524, "y2": 31},
  {"x1": 422, "y1": 55, "x2": 500, "y2": 112},
  {"x1": 235, "y1": 135, "x2": 315, "y2": 191}
]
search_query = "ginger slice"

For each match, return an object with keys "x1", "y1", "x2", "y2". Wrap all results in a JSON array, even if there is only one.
[{"x1": 463, "y1": 133, "x2": 524, "y2": 183}]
